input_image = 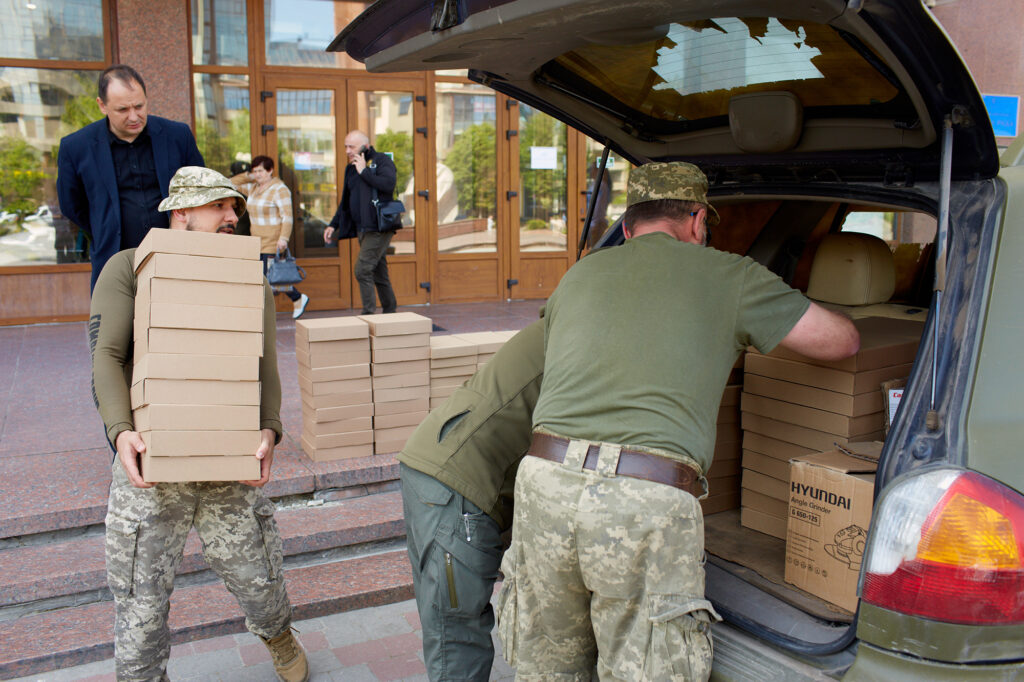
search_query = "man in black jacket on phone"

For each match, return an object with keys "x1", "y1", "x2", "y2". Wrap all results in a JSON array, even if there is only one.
[{"x1": 324, "y1": 129, "x2": 399, "y2": 314}]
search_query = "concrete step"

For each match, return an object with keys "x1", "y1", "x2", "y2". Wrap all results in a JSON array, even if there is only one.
[
  {"x1": 0, "y1": 490, "x2": 406, "y2": 613},
  {"x1": 0, "y1": 548, "x2": 415, "y2": 680}
]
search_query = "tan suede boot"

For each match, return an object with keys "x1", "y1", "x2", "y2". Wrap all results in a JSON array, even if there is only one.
[{"x1": 260, "y1": 628, "x2": 309, "y2": 682}]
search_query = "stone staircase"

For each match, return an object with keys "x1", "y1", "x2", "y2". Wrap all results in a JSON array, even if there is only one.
[{"x1": 0, "y1": 450, "x2": 413, "y2": 680}]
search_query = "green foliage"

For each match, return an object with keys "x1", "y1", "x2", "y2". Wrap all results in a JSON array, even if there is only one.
[
  {"x1": 196, "y1": 110, "x2": 252, "y2": 176},
  {"x1": 444, "y1": 123, "x2": 497, "y2": 218},
  {"x1": 519, "y1": 111, "x2": 567, "y2": 222},
  {"x1": 524, "y1": 218, "x2": 548, "y2": 231},
  {"x1": 49, "y1": 73, "x2": 103, "y2": 160},
  {"x1": 0, "y1": 137, "x2": 46, "y2": 234},
  {"x1": 374, "y1": 130, "x2": 413, "y2": 195}
]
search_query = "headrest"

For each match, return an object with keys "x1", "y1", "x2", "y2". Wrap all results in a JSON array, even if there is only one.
[{"x1": 807, "y1": 233, "x2": 895, "y2": 306}]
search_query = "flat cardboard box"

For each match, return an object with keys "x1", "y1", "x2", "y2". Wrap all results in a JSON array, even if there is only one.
[
  {"x1": 786, "y1": 450, "x2": 877, "y2": 612},
  {"x1": 140, "y1": 430, "x2": 260, "y2": 457},
  {"x1": 301, "y1": 437, "x2": 374, "y2": 462},
  {"x1": 298, "y1": 338, "x2": 370, "y2": 356},
  {"x1": 374, "y1": 438, "x2": 410, "y2": 455},
  {"x1": 431, "y1": 355, "x2": 480, "y2": 369},
  {"x1": 140, "y1": 276, "x2": 264, "y2": 309},
  {"x1": 134, "y1": 404, "x2": 259, "y2": 431},
  {"x1": 721, "y1": 384, "x2": 741, "y2": 407},
  {"x1": 142, "y1": 453, "x2": 259, "y2": 482},
  {"x1": 133, "y1": 353, "x2": 259, "y2": 381},
  {"x1": 296, "y1": 347, "x2": 370, "y2": 369},
  {"x1": 430, "y1": 397, "x2": 447, "y2": 409},
  {"x1": 713, "y1": 438, "x2": 741, "y2": 462},
  {"x1": 758, "y1": 316, "x2": 923, "y2": 372},
  {"x1": 371, "y1": 332, "x2": 429, "y2": 350},
  {"x1": 708, "y1": 475, "x2": 740, "y2": 496},
  {"x1": 742, "y1": 488, "x2": 789, "y2": 518},
  {"x1": 374, "y1": 424, "x2": 418, "y2": 441},
  {"x1": 700, "y1": 490, "x2": 741, "y2": 515},
  {"x1": 430, "y1": 335, "x2": 478, "y2": 359},
  {"x1": 741, "y1": 393, "x2": 884, "y2": 438},
  {"x1": 136, "y1": 252, "x2": 264, "y2": 285},
  {"x1": 297, "y1": 362, "x2": 370, "y2": 384},
  {"x1": 297, "y1": 374, "x2": 372, "y2": 397},
  {"x1": 430, "y1": 375, "x2": 469, "y2": 389},
  {"x1": 373, "y1": 411, "x2": 428, "y2": 430},
  {"x1": 374, "y1": 397, "x2": 430, "y2": 415},
  {"x1": 358, "y1": 312, "x2": 432, "y2": 336},
  {"x1": 300, "y1": 389, "x2": 373, "y2": 410},
  {"x1": 715, "y1": 421, "x2": 742, "y2": 445},
  {"x1": 295, "y1": 317, "x2": 369, "y2": 342},
  {"x1": 430, "y1": 363, "x2": 478, "y2": 377},
  {"x1": 741, "y1": 412, "x2": 881, "y2": 453},
  {"x1": 372, "y1": 346, "x2": 430, "y2": 364},
  {"x1": 371, "y1": 359, "x2": 430, "y2": 377},
  {"x1": 743, "y1": 374, "x2": 883, "y2": 417},
  {"x1": 134, "y1": 229, "x2": 260, "y2": 270},
  {"x1": 741, "y1": 468, "x2": 788, "y2": 501},
  {"x1": 140, "y1": 301, "x2": 263, "y2": 333},
  {"x1": 742, "y1": 450, "x2": 791, "y2": 481},
  {"x1": 302, "y1": 402, "x2": 374, "y2": 424},
  {"x1": 302, "y1": 416, "x2": 373, "y2": 436},
  {"x1": 741, "y1": 506, "x2": 787, "y2": 539},
  {"x1": 717, "y1": 403, "x2": 740, "y2": 425},
  {"x1": 373, "y1": 386, "x2": 430, "y2": 403},
  {"x1": 131, "y1": 378, "x2": 260, "y2": 408},
  {"x1": 744, "y1": 353, "x2": 914, "y2": 395},
  {"x1": 135, "y1": 326, "x2": 263, "y2": 360},
  {"x1": 707, "y1": 456, "x2": 741, "y2": 479},
  {"x1": 453, "y1": 331, "x2": 506, "y2": 353},
  {"x1": 743, "y1": 431, "x2": 818, "y2": 462},
  {"x1": 372, "y1": 372, "x2": 429, "y2": 390},
  {"x1": 302, "y1": 429, "x2": 374, "y2": 450},
  {"x1": 430, "y1": 384, "x2": 460, "y2": 399}
]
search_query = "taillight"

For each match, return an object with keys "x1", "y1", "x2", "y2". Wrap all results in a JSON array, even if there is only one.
[{"x1": 861, "y1": 468, "x2": 1024, "y2": 625}]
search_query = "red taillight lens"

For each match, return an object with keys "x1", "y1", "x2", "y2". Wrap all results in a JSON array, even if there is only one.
[{"x1": 861, "y1": 469, "x2": 1024, "y2": 625}]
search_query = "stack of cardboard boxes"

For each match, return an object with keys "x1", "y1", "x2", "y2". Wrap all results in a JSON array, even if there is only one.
[
  {"x1": 429, "y1": 335, "x2": 479, "y2": 409},
  {"x1": 701, "y1": 382, "x2": 743, "y2": 515},
  {"x1": 295, "y1": 317, "x2": 374, "y2": 461},
  {"x1": 130, "y1": 230, "x2": 264, "y2": 482},
  {"x1": 362, "y1": 312, "x2": 433, "y2": 454},
  {"x1": 454, "y1": 331, "x2": 510, "y2": 371},
  {"x1": 739, "y1": 317, "x2": 922, "y2": 539}
]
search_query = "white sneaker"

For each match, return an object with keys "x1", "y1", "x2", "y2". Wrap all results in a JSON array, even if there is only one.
[{"x1": 293, "y1": 293, "x2": 309, "y2": 319}]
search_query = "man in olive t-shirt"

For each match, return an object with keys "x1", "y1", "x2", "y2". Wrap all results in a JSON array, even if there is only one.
[{"x1": 497, "y1": 162, "x2": 859, "y2": 680}]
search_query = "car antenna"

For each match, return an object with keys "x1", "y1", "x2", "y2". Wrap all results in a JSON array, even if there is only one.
[{"x1": 577, "y1": 144, "x2": 611, "y2": 260}]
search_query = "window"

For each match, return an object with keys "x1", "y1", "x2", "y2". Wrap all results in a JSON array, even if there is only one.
[
  {"x1": 192, "y1": 0, "x2": 248, "y2": 67},
  {"x1": 264, "y1": 0, "x2": 370, "y2": 69}
]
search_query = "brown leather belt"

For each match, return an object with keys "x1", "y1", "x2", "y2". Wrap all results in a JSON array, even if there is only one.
[{"x1": 527, "y1": 433, "x2": 704, "y2": 498}]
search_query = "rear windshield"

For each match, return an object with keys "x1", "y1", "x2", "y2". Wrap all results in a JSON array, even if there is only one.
[{"x1": 549, "y1": 17, "x2": 910, "y2": 131}]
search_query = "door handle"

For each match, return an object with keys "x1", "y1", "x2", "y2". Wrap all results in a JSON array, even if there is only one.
[
  {"x1": 417, "y1": 190, "x2": 430, "y2": 199},
  {"x1": 507, "y1": 191, "x2": 518, "y2": 200},
  {"x1": 261, "y1": 124, "x2": 275, "y2": 135}
]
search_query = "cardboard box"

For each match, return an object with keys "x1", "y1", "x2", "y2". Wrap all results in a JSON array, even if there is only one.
[
  {"x1": 299, "y1": 338, "x2": 371, "y2": 356},
  {"x1": 430, "y1": 384, "x2": 460, "y2": 399},
  {"x1": 301, "y1": 429, "x2": 373, "y2": 450},
  {"x1": 374, "y1": 424, "x2": 418, "y2": 441},
  {"x1": 430, "y1": 374, "x2": 469, "y2": 389},
  {"x1": 134, "y1": 404, "x2": 259, "y2": 431},
  {"x1": 431, "y1": 363, "x2": 478, "y2": 378},
  {"x1": 372, "y1": 372, "x2": 429, "y2": 390},
  {"x1": 142, "y1": 453, "x2": 259, "y2": 482},
  {"x1": 134, "y1": 229, "x2": 260, "y2": 270},
  {"x1": 371, "y1": 359, "x2": 430, "y2": 377},
  {"x1": 371, "y1": 332, "x2": 429, "y2": 350},
  {"x1": 700, "y1": 490, "x2": 741, "y2": 515},
  {"x1": 133, "y1": 353, "x2": 259, "y2": 382},
  {"x1": 708, "y1": 475, "x2": 740, "y2": 496},
  {"x1": 430, "y1": 397, "x2": 447, "y2": 409},
  {"x1": 301, "y1": 438, "x2": 374, "y2": 462},
  {"x1": 786, "y1": 449, "x2": 877, "y2": 612},
  {"x1": 297, "y1": 374, "x2": 372, "y2": 397},
  {"x1": 373, "y1": 385, "x2": 430, "y2": 403},
  {"x1": 713, "y1": 438, "x2": 741, "y2": 462},
  {"x1": 721, "y1": 384, "x2": 741, "y2": 407},
  {"x1": 139, "y1": 301, "x2": 263, "y2": 333},
  {"x1": 742, "y1": 488, "x2": 789, "y2": 518},
  {"x1": 302, "y1": 402, "x2": 374, "y2": 424},
  {"x1": 743, "y1": 374, "x2": 883, "y2": 416},
  {"x1": 374, "y1": 438, "x2": 410, "y2": 455},
  {"x1": 373, "y1": 410, "x2": 428, "y2": 430},
  {"x1": 358, "y1": 312, "x2": 432, "y2": 336},
  {"x1": 742, "y1": 450, "x2": 791, "y2": 481},
  {"x1": 453, "y1": 331, "x2": 506, "y2": 353},
  {"x1": 295, "y1": 317, "x2": 369, "y2": 342},
  {"x1": 741, "y1": 393, "x2": 884, "y2": 438},
  {"x1": 743, "y1": 431, "x2": 818, "y2": 462},
  {"x1": 301, "y1": 389, "x2": 373, "y2": 410},
  {"x1": 741, "y1": 468, "x2": 788, "y2": 501},
  {"x1": 135, "y1": 326, "x2": 263, "y2": 360},
  {"x1": 131, "y1": 378, "x2": 260, "y2": 408},
  {"x1": 372, "y1": 346, "x2": 430, "y2": 364},
  {"x1": 297, "y1": 362, "x2": 370, "y2": 384},
  {"x1": 706, "y1": 456, "x2": 741, "y2": 479},
  {"x1": 302, "y1": 416, "x2": 373, "y2": 435},
  {"x1": 141, "y1": 276, "x2": 265, "y2": 309},
  {"x1": 744, "y1": 353, "x2": 914, "y2": 395},
  {"x1": 430, "y1": 335, "x2": 478, "y2": 359},
  {"x1": 136, "y1": 252, "x2": 264, "y2": 285},
  {"x1": 374, "y1": 397, "x2": 430, "y2": 415},
  {"x1": 741, "y1": 507, "x2": 787, "y2": 539},
  {"x1": 296, "y1": 347, "x2": 370, "y2": 369},
  {"x1": 431, "y1": 355, "x2": 481, "y2": 369},
  {"x1": 140, "y1": 430, "x2": 260, "y2": 457},
  {"x1": 757, "y1": 316, "x2": 923, "y2": 372},
  {"x1": 714, "y1": 421, "x2": 742, "y2": 445},
  {"x1": 741, "y1": 413, "x2": 881, "y2": 453}
]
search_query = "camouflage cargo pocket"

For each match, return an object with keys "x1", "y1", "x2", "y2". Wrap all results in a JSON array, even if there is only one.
[
  {"x1": 496, "y1": 545, "x2": 520, "y2": 666},
  {"x1": 645, "y1": 596, "x2": 722, "y2": 681},
  {"x1": 253, "y1": 497, "x2": 283, "y2": 581},
  {"x1": 104, "y1": 513, "x2": 141, "y2": 598}
]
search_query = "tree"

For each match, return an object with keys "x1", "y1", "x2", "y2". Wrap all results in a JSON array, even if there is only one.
[
  {"x1": 374, "y1": 129, "x2": 413, "y2": 195},
  {"x1": 443, "y1": 123, "x2": 497, "y2": 218},
  {"x1": 518, "y1": 111, "x2": 567, "y2": 222},
  {"x1": 0, "y1": 137, "x2": 46, "y2": 235}
]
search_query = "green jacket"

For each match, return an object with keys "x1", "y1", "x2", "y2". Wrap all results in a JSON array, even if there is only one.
[{"x1": 398, "y1": 319, "x2": 544, "y2": 530}]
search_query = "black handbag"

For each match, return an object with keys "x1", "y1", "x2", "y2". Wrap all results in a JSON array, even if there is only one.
[
  {"x1": 371, "y1": 168, "x2": 405, "y2": 231},
  {"x1": 266, "y1": 248, "x2": 306, "y2": 285}
]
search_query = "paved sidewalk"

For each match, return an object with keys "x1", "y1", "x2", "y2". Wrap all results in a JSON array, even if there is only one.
[{"x1": 9, "y1": 596, "x2": 516, "y2": 682}]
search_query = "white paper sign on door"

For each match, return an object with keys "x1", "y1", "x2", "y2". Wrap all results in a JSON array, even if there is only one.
[{"x1": 530, "y1": 146, "x2": 558, "y2": 170}]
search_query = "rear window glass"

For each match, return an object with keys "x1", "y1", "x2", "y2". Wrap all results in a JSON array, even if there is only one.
[{"x1": 551, "y1": 17, "x2": 905, "y2": 127}]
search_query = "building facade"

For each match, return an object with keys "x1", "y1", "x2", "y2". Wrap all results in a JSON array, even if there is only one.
[{"x1": 0, "y1": 0, "x2": 1014, "y2": 325}]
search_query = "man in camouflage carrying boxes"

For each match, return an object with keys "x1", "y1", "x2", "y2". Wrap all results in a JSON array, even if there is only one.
[
  {"x1": 89, "y1": 166, "x2": 308, "y2": 682},
  {"x1": 497, "y1": 162, "x2": 860, "y2": 680}
]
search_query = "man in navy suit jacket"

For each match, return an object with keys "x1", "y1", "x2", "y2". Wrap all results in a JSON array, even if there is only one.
[{"x1": 57, "y1": 65, "x2": 204, "y2": 291}]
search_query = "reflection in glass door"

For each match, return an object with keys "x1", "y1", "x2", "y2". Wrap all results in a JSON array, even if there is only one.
[
  {"x1": 518, "y1": 104, "x2": 568, "y2": 252},
  {"x1": 275, "y1": 88, "x2": 337, "y2": 257},
  {"x1": 583, "y1": 138, "x2": 631, "y2": 250}
]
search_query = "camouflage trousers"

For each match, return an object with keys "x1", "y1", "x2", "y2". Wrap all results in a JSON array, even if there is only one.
[
  {"x1": 401, "y1": 464, "x2": 504, "y2": 682},
  {"x1": 104, "y1": 459, "x2": 292, "y2": 681},
  {"x1": 497, "y1": 440, "x2": 721, "y2": 681}
]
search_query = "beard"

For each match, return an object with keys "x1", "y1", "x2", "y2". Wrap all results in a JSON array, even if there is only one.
[{"x1": 185, "y1": 214, "x2": 234, "y2": 234}]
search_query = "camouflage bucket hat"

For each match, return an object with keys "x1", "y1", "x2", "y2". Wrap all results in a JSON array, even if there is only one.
[
  {"x1": 158, "y1": 166, "x2": 247, "y2": 213},
  {"x1": 627, "y1": 162, "x2": 720, "y2": 226}
]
